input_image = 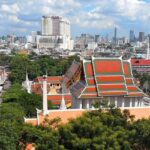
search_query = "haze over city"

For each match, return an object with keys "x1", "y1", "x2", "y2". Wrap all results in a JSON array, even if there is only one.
[{"x1": 1, "y1": 0, "x2": 150, "y2": 37}]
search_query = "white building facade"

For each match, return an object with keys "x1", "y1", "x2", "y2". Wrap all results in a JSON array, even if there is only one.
[{"x1": 38, "y1": 16, "x2": 73, "y2": 50}]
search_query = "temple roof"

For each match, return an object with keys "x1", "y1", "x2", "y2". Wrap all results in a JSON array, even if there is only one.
[
  {"x1": 72, "y1": 57, "x2": 146, "y2": 98},
  {"x1": 31, "y1": 76, "x2": 71, "y2": 106},
  {"x1": 34, "y1": 76, "x2": 62, "y2": 83},
  {"x1": 123, "y1": 60, "x2": 144, "y2": 97},
  {"x1": 131, "y1": 59, "x2": 150, "y2": 66}
]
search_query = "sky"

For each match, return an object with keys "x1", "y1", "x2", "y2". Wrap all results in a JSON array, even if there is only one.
[{"x1": 1, "y1": 0, "x2": 150, "y2": 38}]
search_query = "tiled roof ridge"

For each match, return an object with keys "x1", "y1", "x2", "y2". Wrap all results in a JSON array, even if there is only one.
[
  {"x1": 123, "y1": 60, "x2": 146, "y2": 97},
  {"x1": 80, "y1": 57, "x2": 146, "y2": 98}
]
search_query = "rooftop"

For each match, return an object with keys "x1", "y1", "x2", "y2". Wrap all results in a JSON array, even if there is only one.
[{"x1": 131, "y1": 59, "x2": 150, "y2": 66}]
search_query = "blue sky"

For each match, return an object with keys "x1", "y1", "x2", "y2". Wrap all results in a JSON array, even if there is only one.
[{"x1": 1, "y1": 0, "x2": 150, "y2": 38}]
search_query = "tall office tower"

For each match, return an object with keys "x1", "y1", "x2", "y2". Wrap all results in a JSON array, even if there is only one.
[
  {"x1": 113, "y1": 27, "x2": 117, "y2": 45},
  {"x1": 139, "y1": 32, "x2": 145, "y2": 42},
  {"x1": 95, "y1": 35, "x2": 100, "y2": 42},
  {"x1": 129, "y1": 30, "x2": 135, "y2": 42}
]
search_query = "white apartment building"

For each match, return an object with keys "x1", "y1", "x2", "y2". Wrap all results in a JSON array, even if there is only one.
[{"x1": 38, "y1": 16, "x2": 73, "y2": 50}]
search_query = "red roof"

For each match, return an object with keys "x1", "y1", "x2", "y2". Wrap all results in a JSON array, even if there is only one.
[
  {"x1": 131, "y1": 59, "x2": 150, "y2": 66},
  {"x1": 34, "y1": 76, "x2": 62, "y2": 83},
  {"x1": 31, "y1": 76, "x2": 70, "y2": 105},
  {"x1": 47, "y1": 94, "x2": 71, "y2": 105},
  {"x1": 79, "y1": 57, "x2": 145, "y2": 98},
  {"x1": 123, "y1": 61, "x2": 144, "y2": 97},
  {"x1": 94, "y1": 59, "x2": 122, "y2": 74}
]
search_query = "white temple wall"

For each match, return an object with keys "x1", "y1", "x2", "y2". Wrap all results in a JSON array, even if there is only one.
[{"x1": 71, "y1": 95, "x2": 147, "y2": 109}]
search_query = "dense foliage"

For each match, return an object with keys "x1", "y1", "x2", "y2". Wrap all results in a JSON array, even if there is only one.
[
  {"x1": 8, "y1": 54, "x2": 80, "y2": 83},
  {"x1": 2, "y1": 83, "x2": 43, "y2": 117},
  {"x1": 0, "y1": 54, "x2": 11, "y2": 66},
  {"x1": 1, "y1": 105, "x2": 150, "y2": 150}
]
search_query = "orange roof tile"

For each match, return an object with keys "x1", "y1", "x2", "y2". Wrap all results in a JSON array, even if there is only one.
[
  {"x1": 84, "y1": 86, "x2": 97, "y2": 93},
  {"x1": 35, "y1": 76, "x2": 62, "y2": 83},
  {"x1": 100, "y1": 91, "x2": 127, "y2": 96},
  {"x1": 85, "y1": 63, "x2": 94, "y2": 77},
  {"x1": 47, "y1": 94, "x2": 71, "y2": 105},
  {"x1": 123, "y1": 63, "x2": 132, "y2": 77},
  {"x1": 96, "y1": 76, "x2": 124, "y2": 83},
  {"x1": 79, "y1": 58, "x2": 146, "y2": 98},
  {"x1": 87, "y1": 78, "x2": 95, "y2": 85},
  {"x1": 80, "y1": 94, "x2": 98, "y2": 98},
  {"x1": 94, "y1": 59, "x2": 122, "y2": 74},
  {"x1": 98, "y1": 84, "x2": 126, "y2": 91},
  {"x1": 131, "y1": 59, "x2": 150, "y2": 66},
  {"x1": 125, "y1": 79, "x2": 133, "y2": 84}
]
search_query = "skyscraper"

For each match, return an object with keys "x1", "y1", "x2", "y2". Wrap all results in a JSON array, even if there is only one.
[
  {"x1": 114, "y1": 27, "x2": 117, "y2": 44},
  {"x1": 37, "y1": 15, "x2": 73, "y2": 50},
  {"x1": 41, "y1": 16, "x2": 70, "y2": 37},
  {"x1": 139, "y1": 32, "x2": 145, "y2": 42},
  {"x1": 95, "y1": 35, "x2": 100, "y2": 42},
  {"x1": 129, "y1": 30, "x2": 135, "y2": 43},
  {"x1": 113, "y1": 27, "x2": 117, "y2": 45}
]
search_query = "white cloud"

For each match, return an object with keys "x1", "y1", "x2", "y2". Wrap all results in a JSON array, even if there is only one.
[
  {"x1": 1, "y1": 3, "x2": 20, "y2": 14},
  {"x1": 8, "y1": 15, "x2": 20, "y2": 22},
  {"x1": 0, "y1": 0, "x2": 150, "y2": 35}
]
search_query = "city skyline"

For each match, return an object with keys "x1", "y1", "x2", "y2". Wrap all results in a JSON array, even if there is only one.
[{"x1": 1, "y1": 0, "x2": 150, "y2": 38}]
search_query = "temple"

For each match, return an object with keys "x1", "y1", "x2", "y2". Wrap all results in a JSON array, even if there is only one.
[
  {"x1": 22, "y1": 74, "x2": 71, "y2": 107},
  {"x1": 71, "y1": 56, "x2": 149, "y2": 109},
  {"x1": 24, "y1": 56, "x2": 150, "y2": 126}
]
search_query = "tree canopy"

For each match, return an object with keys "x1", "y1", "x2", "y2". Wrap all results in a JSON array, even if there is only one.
[
  {"x1": 9, "y1": 54, "x2": 80, "y2": 83},
  {"x1": 2, "y1": 83, "x2": 42, "y2": 117},
  {"x1": 1, "y1": 100, "x2": 150, "y2": 149}
]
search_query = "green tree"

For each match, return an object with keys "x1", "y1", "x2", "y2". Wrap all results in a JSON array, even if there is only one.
[
  {"x1": 132, "y1": 119, "x2": 150, "y2": 149},
  {"x1": 3, "y1": 83, "x2": 42, "y2": 117},
  {"x1": 9, "y1": 55, "x2": 30, "y2": 83},
  {"x1": 19, "y1": 124, "x2": 63, "y2": 150},
  {"x1": 58, "y1": 109, "x2": 135, "y2": 150},
  {"x1": 0, "y1": 54, "x2": 11, "y2": 66},
  {"x1": 18, "y1": 92, "x2": 42, "y2": 117},
  {"x1": 0, "y1": 103, "x2": 25, "y2": 124},
  {"x1": 0, "y1": 122, "x2": 20, "y2": 150},
  {"x1": 2, "y1": 83, "x2": 24, "y2": 102},
  {"x1": 9, "y1": 54, "x2": 41, "y2": 83}
]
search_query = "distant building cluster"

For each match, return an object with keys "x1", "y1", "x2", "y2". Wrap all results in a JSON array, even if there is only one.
[{"x1": 1, "y1": 15, "x2": 150, "y2": 68}]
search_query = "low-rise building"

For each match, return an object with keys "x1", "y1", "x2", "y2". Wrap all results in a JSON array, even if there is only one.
[{"x1": 131, "y1": 58, "x2": 150, "y2": 74}]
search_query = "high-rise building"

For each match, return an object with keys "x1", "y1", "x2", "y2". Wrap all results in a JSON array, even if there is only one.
[
  {"x1": 41, "y1": 16, "x2": 70, "y2": 37},
  {"x1": 95, "y1": 35, "x2": 100, "y2": 42},
  {"x1": 139, "y1": 32, "x2": 145, "y2": 42},
  {"x1": 113, "y1": 27, "x2": 117, "y2": 45},
  {"x1": 37, "y1": 15, "x2": 73, "y2": 50},
  {"x1": 129, "y1": 30, "x2": 135, "y2": 43}
]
